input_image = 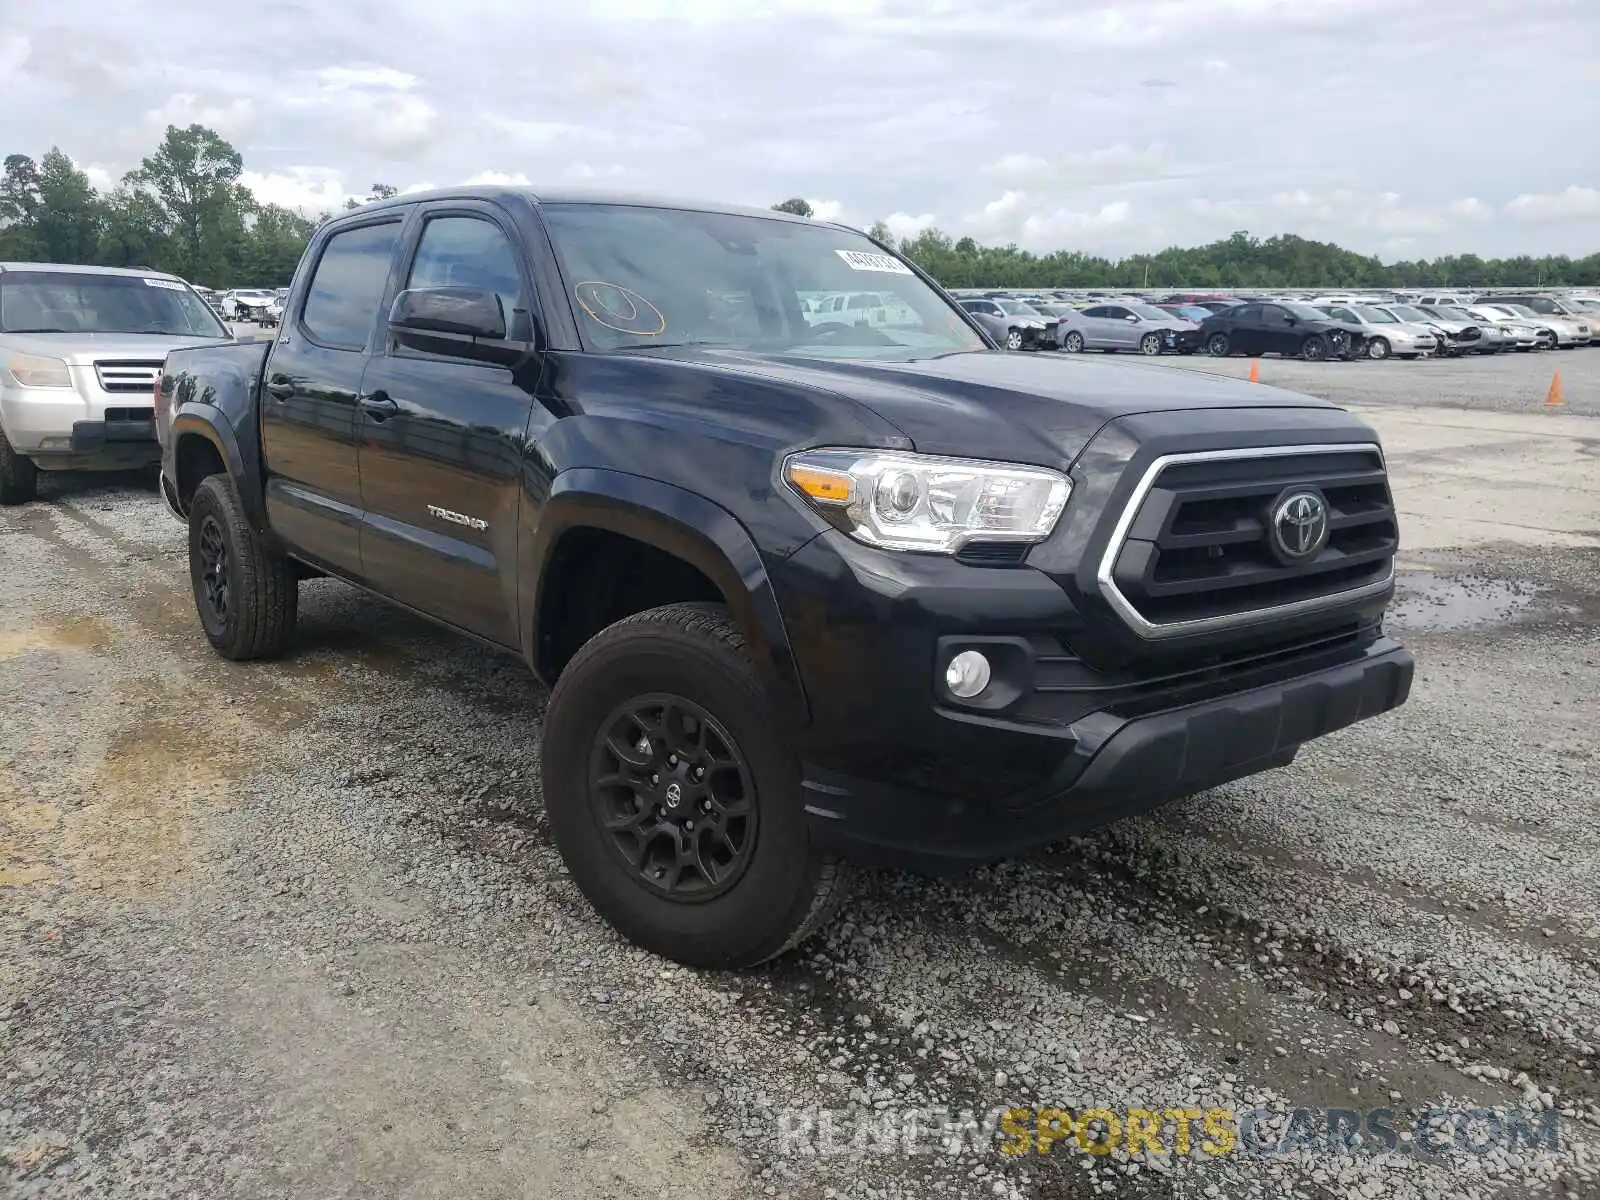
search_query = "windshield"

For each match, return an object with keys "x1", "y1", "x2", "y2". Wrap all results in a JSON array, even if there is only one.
[
  {"x1": 1029, "y1": 303, "x2": 1071, "y2": 317},
  {"x1": 1387, "y1": 305, "x2": 1430, "y2": 322},
  {"x1": 1127, "y1": 303, "x2": 1172, "y2": 321},
  {"x1": 1171, "y1": 305, "x2": 1211, "y2": 321},
  {"x1": 994, "y1": 299, "x2": 1040, "y2": 316},
  {"x1": 0, "y1": 271, "x2": 228, "y2": 337},
  {"x1": 1356, "y1": 306, "x2": 1398, "y2": 324},
  {"x1": 1434, "y1": 307, "x2": 1474, "y2": 321},
  {"x1": 538, "y1": 204, "x2": 985, "y2": 357},
  {"x1": 1284, "y1": 303, "x2": 1329, "y2": 322}
]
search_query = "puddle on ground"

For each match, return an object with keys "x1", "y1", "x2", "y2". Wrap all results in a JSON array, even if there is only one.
[
  {"x1": 1387, "y1": 572, "x2": 1541, "y2": 632},
  {"x1": 0, "y1": 616, "x2": 114, "y2": 660}
]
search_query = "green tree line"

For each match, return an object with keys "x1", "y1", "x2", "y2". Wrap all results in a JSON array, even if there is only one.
[{"x1": 1, "y1": 141, "x2": 1593, "y2": 292}]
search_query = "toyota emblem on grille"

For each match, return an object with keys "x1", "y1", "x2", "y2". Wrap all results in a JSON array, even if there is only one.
[{"x1": 1270, "y1": 489, "x2": 1330, "y2": 563}]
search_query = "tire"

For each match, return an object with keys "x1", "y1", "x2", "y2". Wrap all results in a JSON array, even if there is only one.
[
  {"x1": 1138, "y1": 332, "x2": 1162, "y2": 356},
  {"x1": 1206, "y1": 333, "x2": 1230, "y2": 357},
  {"x1": 187, "y1": 474, "x2": 298, "y2": 661},
  {"x1": 0, "y1": 426, "x2": 39, "y2": 506},
  {"x1": 1063, "y1": 331, "x2": 1085, "y2": 353},
  {"x1": 1537, "y1": 330, "x2": 1556, "y2": 350},
  {"x1": 541, "y1": 602, "x2": 853, "y2": 969},
  {"x1": 1366, "y1": 337, "x2": 1391, "y2": 360},
  {"x1": 1004, "y1": 328, "x2": 1023, "y2": 351},
  {"x1": 1301, "y1": 334, "x2": 1329, "y2": 362}
]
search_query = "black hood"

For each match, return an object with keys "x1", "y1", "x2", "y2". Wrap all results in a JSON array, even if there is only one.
[{"x1": 639, "y1": 347, "x2": 1337, "y2": 467}]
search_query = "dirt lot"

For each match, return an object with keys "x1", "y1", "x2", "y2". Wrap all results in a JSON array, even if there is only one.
[{"x1": 2, "y1": 350, "x2": 1597, "y2": 1199}]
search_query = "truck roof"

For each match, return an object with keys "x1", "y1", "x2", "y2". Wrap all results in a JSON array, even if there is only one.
[{"x1": 344, "y1": 186, "x2": 828, "y2": 226}]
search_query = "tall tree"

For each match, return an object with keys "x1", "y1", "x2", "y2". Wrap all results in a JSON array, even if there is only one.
[
  {"x1": 32, "y1": 149, "x2": 104, "y2": 263},
  {"x1": 771, "y1": 197, "x2": 813, "y2": 217},
  {"x1": 124, "y1": 124, "x2": 247, "y2": 280}
]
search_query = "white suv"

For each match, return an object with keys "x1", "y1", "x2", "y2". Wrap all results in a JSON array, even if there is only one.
[{"x1": 0, "y1": 262, "x2": 232, "y2": 504}]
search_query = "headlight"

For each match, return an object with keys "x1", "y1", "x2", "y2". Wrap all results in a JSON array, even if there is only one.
[
  {"x1": 6, "y1": 354, "x2": 73, "y2": 389},
  {"x1": 784, "y1": 448, "x2": 1071, "y2": 554}
]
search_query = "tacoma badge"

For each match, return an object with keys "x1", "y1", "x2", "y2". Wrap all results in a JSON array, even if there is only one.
[{"x1": 426, "y1": 504, "x2": 488, "y2": 532}]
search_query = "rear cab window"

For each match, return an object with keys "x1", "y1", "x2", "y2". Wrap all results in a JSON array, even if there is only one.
[{"x1": 301, "y1": 220, "x2": 405, "y2": 350}]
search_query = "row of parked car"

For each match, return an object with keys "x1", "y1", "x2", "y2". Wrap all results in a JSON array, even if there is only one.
[
  {"x1": 192, "y1": 286, "x2": 289, "y2": 326},
  {"x1": 946, "y1": 288, "x2": 1598, "y2": 362}
]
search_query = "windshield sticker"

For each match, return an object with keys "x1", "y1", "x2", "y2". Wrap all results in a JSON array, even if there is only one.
[
  {"x1": 143, "y1": 278, "x2": 187, "y2": 291},
  {"x1": 574, "y1": 281, "x2": 667, "y2": 337},
  {"x1": 835, "y1": 250, "x2": 913, "y2": 276}
]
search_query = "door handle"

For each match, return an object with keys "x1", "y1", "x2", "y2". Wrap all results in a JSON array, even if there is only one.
[
  {"x1": 264, "y1": 378, "x2": 294, "y2": 400},
  {"x1": 359, "y1": 392, "x2": 399, "y2": 420}
]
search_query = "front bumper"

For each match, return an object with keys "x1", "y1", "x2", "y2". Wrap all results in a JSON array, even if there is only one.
[
  {"x1": 801, "y1": 638, "x2": 1412, "y2": 871},
  {"x1": 774, "y1": 518, "x2": 1410, "y2": 873},
  {"x1": 1, "y1": 381, "x2": 158, "y2": 467},
  {"x1": 1164, "y1": 329, "x2": 1204, "y2": 353}
]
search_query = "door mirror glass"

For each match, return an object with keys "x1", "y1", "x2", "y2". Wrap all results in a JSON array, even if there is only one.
[
  {"x1": 390, "y1": 286, "x2": 507, "y2": 340},
  {"x1": 1125, "y1": 314, "x2": 1140, "y2": 322}
]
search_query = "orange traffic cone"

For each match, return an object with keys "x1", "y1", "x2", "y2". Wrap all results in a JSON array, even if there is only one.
[
  {"x1": 1546, "y1": 372, "x2": 1563, "y2": 407},
  {"x1": 1248, "y1": 360, "x2": 1260, "y2": 384}
]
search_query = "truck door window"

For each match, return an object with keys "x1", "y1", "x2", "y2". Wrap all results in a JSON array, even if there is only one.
[
  {"x1": 405, "y1": 216, "x2": 525, "y2": 335},
  {"x1": 301, "y1": 221, "x2": 403, "y2": 350}
]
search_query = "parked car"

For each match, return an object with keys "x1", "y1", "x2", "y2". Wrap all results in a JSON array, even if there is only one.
[
  {"x1": 957, "y1": 297, "x2": 1056, "y2": 350},
  {"x1": 219, "y1": 289, "x2": 278, "y2": 321},
  {"x1": 1376, "y1": 304, "x2": 1484, "y2": 356},
  {"x1": 1056, "y1": 301, "x2": 1199, "y2": 355},
  {"x1": 0, "y1": 262, "x2": 233, "y2": 503},
  {"x1": 1461, "y1": 306, "x2": 1541, "y2": 351},
  {"x1": 153, "y1": 186, "x2": 1413, "y2": 968},
  {"x1": 1416, "y1": 306, "x2": 1514, "y2": 353},
  {"x1": 1198, "y1": 301, "x2": 1364, "y2": 360},
  {"x1": 1315, "y1": 305, "x2": 1438, "y2": 360},
  {"x1": 1474, "y1": 296, "x2": 1591, "y2": 347}
]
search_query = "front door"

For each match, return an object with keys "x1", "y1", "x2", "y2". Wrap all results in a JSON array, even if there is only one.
[
  {"x1": 1258, "y1": 304, "x2": 1299, "y2": 355},
  {"x1": 260, "y1": 217, "x2": 405, "y2": 577},
  {"x1": 355, "y1": 205, "x2": 540, "y2": 647}
]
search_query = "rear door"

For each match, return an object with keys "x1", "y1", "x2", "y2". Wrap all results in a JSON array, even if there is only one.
[
  {"x1": 1224, "y1": 304, "x2": 1262, "y2": 355},
  {"x1": 260, "y1": 215, "x2": 406, "y2": 576},
  {"x1": 355, "y1": 202, "x2": 540, "y2": 646}
]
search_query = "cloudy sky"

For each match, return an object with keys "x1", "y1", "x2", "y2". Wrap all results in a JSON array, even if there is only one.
[{"x1": 3, "y1": 0, "x2": 1597, "y2": 260}]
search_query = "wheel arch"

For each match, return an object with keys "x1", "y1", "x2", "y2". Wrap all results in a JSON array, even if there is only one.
[
  {"x1": 169, "y1": 408, "x2": 265, "y2": 528},
  {"x1": 525, "y1": 469, "x2": 809, "y2": 728}
]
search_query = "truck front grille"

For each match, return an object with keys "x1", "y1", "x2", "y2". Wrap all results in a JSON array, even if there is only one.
[
  {"x1": 1098, "y1": 444, "x2": 1397, "y2": 637},
  {"x1": 94, "y1": 360, "x2": 163, "y2": 394}
]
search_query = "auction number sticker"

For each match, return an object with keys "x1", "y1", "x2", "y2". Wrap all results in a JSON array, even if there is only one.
[
  {"x1": 143, "y1": 278, "x2": 187, "y2": 291},
  {"x1": 835, "y1": 249, "x2": 913, "y2": 275}
]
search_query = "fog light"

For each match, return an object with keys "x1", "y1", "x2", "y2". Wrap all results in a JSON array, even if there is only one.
[{"x1": 945, "y1": 650, "x2": 992, "y2": 699}]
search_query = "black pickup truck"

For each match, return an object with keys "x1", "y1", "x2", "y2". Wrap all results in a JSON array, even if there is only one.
[{"x1": 155, "y1": 188, "x2": 1413, "y2": 968}]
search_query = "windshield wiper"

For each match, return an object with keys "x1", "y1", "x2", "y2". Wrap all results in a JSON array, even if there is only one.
[{"x1": 1, "y1": 327, "x2": 72, "y2": 334}]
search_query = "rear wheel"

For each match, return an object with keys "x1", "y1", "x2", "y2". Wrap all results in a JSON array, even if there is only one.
[
  {"x1": 188, "y1": 474, "x2": 298, "y2": 660},
  {"x1": 1206, "y1": 332, "x2": 1231, "y2": 357},
  {"x1": 0, "y1": 426, "x2": 39, "y2": 506},
  {"x1": 1063, "y1": 330, "x2": 1085, "y2": 353},
  {"x1": 1138, "y1": 332, "x2": 1162, "y2": 355},
  {"x1": 1301, "y1": 334, "x2": 1329, "y2": 362},
  {"x1": 542, "y1": 603, "x2": 853, "y2": 969}
]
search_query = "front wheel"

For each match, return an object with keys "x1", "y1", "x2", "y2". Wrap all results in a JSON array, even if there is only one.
[
  {"x1": 1004, "y1": 328, "x2": 1024, "y2": 351},
  {"x1": 188, "y1": 474, "x2": 299, "y2": 660},
  {"x1": 1063, "y1": 330, "x2": 1085, "y2": 353},
  {"x1": 0, "y1": 426, "x2": 39, "y2": 505},
  {"x1": 1366, "y1": 337, "x2": 1391, "y2": 360},
  {"x1": 1301, "y1": 334, "x2": 1329, "y2": 362},
  {"x1": 542, "y1": 603, "x2": 853, "y2": 969},
  {"x1": 1206, "y1": 332, "x2": 1231, "y2": 357},
  {"x1": 1138, "y1": 332, "x2": 1163, "y2": 355}
]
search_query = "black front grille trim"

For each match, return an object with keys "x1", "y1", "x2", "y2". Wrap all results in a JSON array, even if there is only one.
[{"x1": 1096, "y1": 443, "x2": 1397, "y2": 639}]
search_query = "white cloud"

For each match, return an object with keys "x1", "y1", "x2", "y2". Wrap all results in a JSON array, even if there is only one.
[
  {"x1": 463, "y1": 170, "x2": 533, "y2": 187},
  {"x1": 316, "y1": 65, "x2": 420, "y2": 92},
  {"x1": 883, "y1": 211, "x2": 935, "y2": 240},
  {"x1": 1504, "y1": 186, "x2": 1600, "y2": 222},
  {"x1": 144, "y1": 93, "x2": 256, "y2": 139},
  {"x1": 239, "y1": 167, "x2": 358, "y2": 213},
  {"x1": 986, "y1": 153, "x2": 1049, "y2": 181},
  {"x1": 806, "y1": 198, "x2": 845, "y2": 222}
]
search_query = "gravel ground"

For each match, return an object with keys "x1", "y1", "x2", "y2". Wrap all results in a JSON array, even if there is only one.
[
  {"x1": 1152, "y1": 344, "x2": 1599, "y2": 416},
  {"x1": 2, "y1": 389, "x2": 1596, "y2": 1199}
]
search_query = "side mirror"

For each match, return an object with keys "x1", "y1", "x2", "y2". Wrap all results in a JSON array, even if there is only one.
[
  {"x1": 1125, "y1": 314, "x2": 1140, "y2": 323},
  {"x1": 390, "y1": 286, "x2": 506, "y2": 340}
]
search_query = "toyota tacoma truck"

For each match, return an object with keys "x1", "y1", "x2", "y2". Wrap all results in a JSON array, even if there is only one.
[
  {"x1": 0, "y1": 262, "x2": 233, "y2": 504},
  {"x1": 155, "y1": 188, "x2": 1414, "y2": 969}
]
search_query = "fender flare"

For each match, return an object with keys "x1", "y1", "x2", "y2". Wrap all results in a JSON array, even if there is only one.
[
  {"x1": 525, "y1": 468, "x2": 810, "y2": 729},
  {"x1": 169, "y1": 405, "x2": 265, "y2": 530}
]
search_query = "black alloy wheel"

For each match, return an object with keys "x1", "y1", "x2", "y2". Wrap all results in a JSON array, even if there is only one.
[
  {"x1": 197, "y1": 514, "x2": 231, "y2": 625},
  {"x1": 1207, "y1": 332, "x2": 1231, "y2": 357},
  {"x1": 589, "y1": 693, "x2": 758, "y2": 900}
]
